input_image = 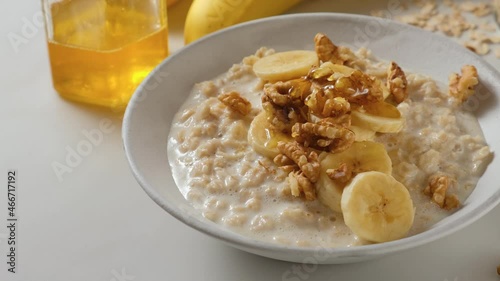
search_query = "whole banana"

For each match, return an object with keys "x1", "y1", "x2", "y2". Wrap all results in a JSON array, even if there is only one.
[{"x1": 184, "y1": 0, "x2": 302, "y2": 44}]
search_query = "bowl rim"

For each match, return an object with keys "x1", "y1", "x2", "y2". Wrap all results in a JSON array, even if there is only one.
[{"x1": 123, "y1": 12, "x2": 500, "y2": 260}]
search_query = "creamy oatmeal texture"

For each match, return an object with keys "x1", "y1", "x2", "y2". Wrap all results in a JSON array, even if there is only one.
[{"x1": 168, "y1": 42, "x2": 491, "y2": 247}]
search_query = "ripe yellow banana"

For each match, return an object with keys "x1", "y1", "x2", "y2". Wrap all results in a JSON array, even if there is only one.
[{"x1": 184, "y1": 0, "x2": 303, "y2": 44}]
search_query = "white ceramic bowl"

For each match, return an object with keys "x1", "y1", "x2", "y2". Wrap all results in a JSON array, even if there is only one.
[{"x1": 122, "y1": 13, "x2": 500, "y2": 264}]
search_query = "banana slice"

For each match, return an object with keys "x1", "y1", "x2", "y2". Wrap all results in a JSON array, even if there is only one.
[
  {"x1": 253, "y1": 50, "x2": 319, "y2": 82},
  {"x1": 341, "y1": 171, "x2": 415, "y2": 243},
  {"x1": 317, "y1": 141, "x2": 392, "y2": 213},
  {"x1": 248, "y1": 111, "x2": 292, "y2": 158},
  {"x1": 351, "y1": 125, "x2": 376, "y2": 142},
  {"x1": 351, "y1": 102, "x2": 404, "y2": 133}
]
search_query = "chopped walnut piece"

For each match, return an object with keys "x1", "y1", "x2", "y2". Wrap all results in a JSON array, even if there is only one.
[
  {"x1": 326, "y1": 163, "x2": 354, "y2": 183},
  {"x1": 424, "y1": 175, "x2": 460, "y2": 210},
  {"x1": 386, "y1": 62, "x2": 408, "y2": 104},
  {"x1": 218, "y1": 92, "x2": 252, "y2": 115},
  {"x1": 449, "y1": 65, "x2": 479, "y2": 102},
  {"x1": 277, "y1": 141, "x2": 320, "y2": 183},
  {"x1": 314, "y1": 33, "x2": 344, "y2": 64},
  {"x1": 287, "y1": 171, "x2": 316, "y2": 201},
  {"x1": 497, "y1": 264, "x2": 500, "y2": 275}
]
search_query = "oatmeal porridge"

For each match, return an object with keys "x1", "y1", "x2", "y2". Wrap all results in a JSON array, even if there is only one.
[{"x1": 167, "y1": 33, "x2": 492, "y2": 247}]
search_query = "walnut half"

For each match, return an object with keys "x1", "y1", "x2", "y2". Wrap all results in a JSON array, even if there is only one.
[
  {"x1": 218, "y1": 91, "x2": 252, "y2": 115},
  {"x1": 314, "y1": 33, "x2": 344, "y2": 65},
  {"x1": 424, "y1": 175, "x2": 460, "y2": 210},
  {"x1": 448, "y1": 65, "x2": 479, "y2": 103}
]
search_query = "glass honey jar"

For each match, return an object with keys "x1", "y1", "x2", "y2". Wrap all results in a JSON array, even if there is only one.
[{"x1": 42, "y1": 0, "x2": 169, "y2": 110}]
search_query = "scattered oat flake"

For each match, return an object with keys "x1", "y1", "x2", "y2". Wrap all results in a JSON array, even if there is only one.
[
  {"x1": 489, "y1": 36, "x2": 500, "y2": 44},
  {"x1": 460, "y1": 2, "x2": 479, "y2": 12},
  {"x1": 474, "y1": 9, "x2": 492, "y2": 17},
  {"x1": 419, "y1": 3, "x2": 437, "y2": 18},
  {"x1": 469, "y1": 31, "x2": 487, "y2": 42},
  {"x1": 397, "y1": 14, "x2": 423, "y2": 27},
  {"x1": 464, "y1": 41, "x2": 490, "y2": 55},
  {"x1": 479, "y1": 22, "x2": 496, "y2": 32},
  {"x1": 459, "y1": 2, "x2": 492, "y2": 17},
  {"x1": 423, "y1": 24, "x2": 438, "y2": 32},
  {"x1": 470, "y1": 31, "x2": 500, "y2": 44},
  {"x1": 371, "y1": 0, "x2": 500, "y2": 58}
]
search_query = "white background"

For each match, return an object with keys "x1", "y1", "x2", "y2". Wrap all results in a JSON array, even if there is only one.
[{"x1": 1, "y1": 0, "x2": 500, "y2": 280}]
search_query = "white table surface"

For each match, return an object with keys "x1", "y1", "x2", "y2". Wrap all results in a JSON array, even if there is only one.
[{"x1": 1, "y1": 0, "x2": 500, "y2": 280}]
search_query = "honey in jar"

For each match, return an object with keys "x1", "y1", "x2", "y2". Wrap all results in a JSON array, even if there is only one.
[{"x1": 43, "y1": 0, "x2": 169, "y2": 110}]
